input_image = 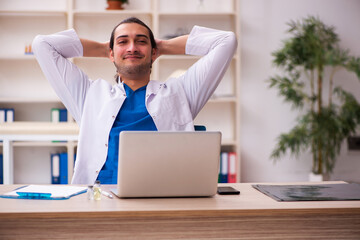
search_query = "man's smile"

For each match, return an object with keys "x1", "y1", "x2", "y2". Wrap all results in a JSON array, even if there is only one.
[{"x1": 123, "y1": 54, "x2": 144, "y2": 60}]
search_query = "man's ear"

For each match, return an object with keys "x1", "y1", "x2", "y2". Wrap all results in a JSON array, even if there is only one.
[
  {"x1": 151, "y1": 48, "x2": 158, "y2": 62},
  {"x1": 110, "y1": 49, "x2": 115, "y2": 62}
]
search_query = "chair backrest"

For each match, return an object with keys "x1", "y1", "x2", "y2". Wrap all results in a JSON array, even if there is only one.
[{"x1": 194, "y1": 125, "x2": 206, "y2": 131}]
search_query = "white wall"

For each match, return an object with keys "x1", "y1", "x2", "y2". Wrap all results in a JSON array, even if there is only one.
[{"x1": 240, "y1": 0, "x2": 360, "y2": 183}]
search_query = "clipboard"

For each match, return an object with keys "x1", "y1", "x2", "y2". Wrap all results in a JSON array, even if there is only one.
[{"x1": 0, "y1": 185, "x2": 87, "y2": 200}]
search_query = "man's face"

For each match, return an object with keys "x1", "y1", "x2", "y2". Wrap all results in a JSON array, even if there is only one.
[{"x1": 110, "y1": 23, "x2": 156, "y2": 79}]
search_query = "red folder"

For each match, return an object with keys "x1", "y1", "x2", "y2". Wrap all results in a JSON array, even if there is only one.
[{"x1": 228, "y1": 152, "x2": 237, "y2": 183}]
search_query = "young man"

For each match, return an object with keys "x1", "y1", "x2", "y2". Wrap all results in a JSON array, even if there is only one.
[{"x1": 33, "y1": 17, "x2": 237, "y2": 184}]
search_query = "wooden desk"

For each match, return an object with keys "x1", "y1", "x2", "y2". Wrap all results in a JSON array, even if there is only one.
[{"x1": 0, "y1": 183, "x2": 359, "y2": 239}]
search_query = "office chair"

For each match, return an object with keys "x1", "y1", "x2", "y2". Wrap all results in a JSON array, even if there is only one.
[{"x1": 194, "y1": 125, "x2": 206, "y2": 131}]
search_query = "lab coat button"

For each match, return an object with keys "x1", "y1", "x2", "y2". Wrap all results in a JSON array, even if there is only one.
[
  {"x1": 112, "y1": 115, "x2": 115, "y2": 118},
  {"x1": 105, "y1": 144, "x2": 108, "y2": 147}
]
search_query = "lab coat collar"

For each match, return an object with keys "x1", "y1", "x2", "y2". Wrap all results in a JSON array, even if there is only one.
[
  {"x1": 116, "y1": 77, "x2": 164, "y2": 96},
  {"x1": 146, "y1": 80, "x2": 166, "y2": 96}
]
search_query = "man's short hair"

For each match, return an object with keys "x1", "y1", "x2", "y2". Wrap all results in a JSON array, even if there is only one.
[{"x1": 109, "y1": 17, "x2": 157, "y2": 50}]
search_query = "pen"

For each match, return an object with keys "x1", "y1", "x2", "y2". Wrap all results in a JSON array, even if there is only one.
[{"x1": 101, "y1": 190, "x2": 113, "y2": 199}]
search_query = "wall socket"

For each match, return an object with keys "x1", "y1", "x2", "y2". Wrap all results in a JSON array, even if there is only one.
[{"x1": 348, "y1": 136, "x2": 360, "y2": 151}]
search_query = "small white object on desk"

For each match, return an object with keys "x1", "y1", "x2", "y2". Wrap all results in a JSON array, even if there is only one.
[{"x1": 101, "y1": 190, "x2": 113, "y2": 199}]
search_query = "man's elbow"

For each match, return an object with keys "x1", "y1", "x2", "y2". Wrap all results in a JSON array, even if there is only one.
[
  {"x1": 32, "y1": 34, "x2": 48, "y2": 56},
  {"x1": 226, "y1": 31, "x2": 238, "y2": 53}
]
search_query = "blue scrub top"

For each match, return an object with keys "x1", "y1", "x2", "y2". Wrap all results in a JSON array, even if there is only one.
[{"x1": 97, "y1": 83, "x2": 157, "y2": 184}]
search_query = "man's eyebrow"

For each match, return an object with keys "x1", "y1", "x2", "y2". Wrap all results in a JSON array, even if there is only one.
[
  {"x1": 116, "y1": 34, "x2": 149, "y2": 40},
  {"x1": 135, "y1": 34, "x2": 149, "y2": 39},
  {"x1": 116, "y1": 35, "x2": 128, "y2": 39}
]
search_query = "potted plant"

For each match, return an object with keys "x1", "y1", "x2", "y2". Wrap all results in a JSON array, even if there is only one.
[
  {"x1": 106, "y1": 0, "x2": 128, "y2": 10},
  {"x1": 268, "y1": 16, "x2": 360, "y2": 180}
]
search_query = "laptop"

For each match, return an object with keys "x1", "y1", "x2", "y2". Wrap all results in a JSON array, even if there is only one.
[{"x1": 111, "y1": 131, "x2": 221, "y2": 198}]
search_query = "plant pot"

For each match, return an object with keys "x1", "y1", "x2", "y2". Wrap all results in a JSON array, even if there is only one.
[
  {"x1": 106, "y1": 1, "x2": 124, "y2": 10},
  {"x1": 308, "y1": 172, "x2": 323, "y2": 182}
]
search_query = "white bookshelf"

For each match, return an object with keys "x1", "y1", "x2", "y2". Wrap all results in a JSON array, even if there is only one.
[{"x1": 0, "y1": 0, "x2": 241, "y2": 183}]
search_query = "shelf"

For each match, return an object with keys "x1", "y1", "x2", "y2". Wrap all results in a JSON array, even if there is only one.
[
  {"x1": 221, "y1": 139, "x2": 237, "y2": 146},
  {"x1": 12, "y1": 141, "x2": 77, "y2": 147},
  {"x1": 159, "y1": 11, "x2": 236, "y2": 16},
  {"x1": 159, "y1": 55, "x2": 238, "y2": 61},
  {"x1": 73, "y1": 57, "x2": 111, "y2": 61},
  {"x1": 0, "y1": 97, "x2": 61, "y2": 103},
  {"x1": 0, "y1": 55, "x2": 35, "y2": 60},
  {"x1": 159, "y1": 55, "x2": 200, "y2": 60},
  {"x1": 0, "y1": 122, "x2": 79, "y2": 135},
  {"x1": 1, "y1": 0, "x2": 240, "y2": 183},
  {"x1": 208, "y1": 97, "x2": 237, "y2": 103},
  {"x1": 73, "y1": 10, "x2": 152, "y2": 16},
  {"x1": 0, "y1": 10, "x2": 67, "y2": 16}
]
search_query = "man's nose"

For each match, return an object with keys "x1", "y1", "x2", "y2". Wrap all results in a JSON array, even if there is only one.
[{"x1": 126, "y1": 41, "x2": 138, "y2": 52}]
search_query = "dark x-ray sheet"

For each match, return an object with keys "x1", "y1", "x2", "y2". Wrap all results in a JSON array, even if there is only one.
[{"x1": 252, "y1": 183, "x2": 360, "y2": 201}]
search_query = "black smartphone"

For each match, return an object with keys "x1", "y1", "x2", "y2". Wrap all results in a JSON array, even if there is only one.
[{"x1": 217, "y1": 186, "x2": 240, "y2": 195}]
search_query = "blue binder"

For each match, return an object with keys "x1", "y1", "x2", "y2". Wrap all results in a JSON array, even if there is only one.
[
  {"x1": 51, "y1": 153, "x2": 60, "y2": 184},
  {"x1": 218, "y1": 152, "x2": 228, "y2": 183},
  {"x1": 5, "y1": 108, "x2": 14, "y2": 122},
  {"x1": 0, "y1": 108, "x2": 5, "y2": 123},
  {"x1": 59, "y1": 109, "x2": 67, "y2": 122},
  {"x1": 51, "y1": 108, "x2": 68, "y2": 143},
  {"x1": 0, "y1": 154, "x2": 3, "y2": 184},
  {"x1": 59, "y1": 153, "x2": 68, "y2": 184},
  {"x1": 0, "y1": 108, "x2": 14, "y2": 123}
]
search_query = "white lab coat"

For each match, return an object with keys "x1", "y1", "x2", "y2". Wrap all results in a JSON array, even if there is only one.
[{"x1": 32, "y1": 25, "x2": 237, "y2": 184}]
